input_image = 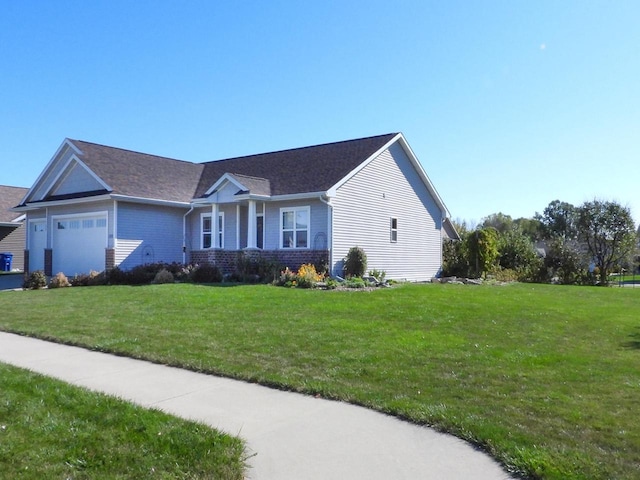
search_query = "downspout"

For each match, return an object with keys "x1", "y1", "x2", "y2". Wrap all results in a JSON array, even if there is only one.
[
  {"x1": 182, "y1": 205, "x2": 195, "y2": 264},
  {"x1": 319, "y1": 195, "x2": 333, "y2": 277}
]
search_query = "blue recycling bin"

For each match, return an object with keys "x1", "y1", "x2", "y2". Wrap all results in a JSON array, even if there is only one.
[{"x1": 0, "y1": 253, "x2": 13, "y2": 271}]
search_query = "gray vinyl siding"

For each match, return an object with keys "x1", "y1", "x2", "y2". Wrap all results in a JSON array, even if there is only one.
[
  {"x1": 52, "y1": 163, "x2": 103, "y2": 195},
  {"x1": 331, "y1": 142, "x2": 443, "y2": 281},
  {"x1": 116, "y1": 203, "x2": 185, "y2": 269},
  {"x1": 0, "y1": 224, "x2": 25, "y2": 270}
]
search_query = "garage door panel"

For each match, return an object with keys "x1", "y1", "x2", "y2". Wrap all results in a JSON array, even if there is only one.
[{"x1": 53, "y1": 215, "x2": 107, "y2": 276}]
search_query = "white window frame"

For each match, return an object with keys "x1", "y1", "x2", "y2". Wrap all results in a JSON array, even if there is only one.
[
  {"x1": 390, "y1": 217, "x2": 398, "y2": 243},
  {"x1": 280, "y1": 206, "x2": 310, "y2": 249},
  {"x1": 201, "y1": 212, "x2": 224, "y2": 249}
]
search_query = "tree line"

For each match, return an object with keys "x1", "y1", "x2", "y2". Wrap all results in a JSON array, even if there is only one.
[{"x1": 443, "y1": 199, "x2": 639, "y2": 285}]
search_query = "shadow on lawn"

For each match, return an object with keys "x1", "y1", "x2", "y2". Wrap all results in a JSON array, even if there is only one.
[{"x1": 621, "y1": 328, "x2": 640, "y2": 350}]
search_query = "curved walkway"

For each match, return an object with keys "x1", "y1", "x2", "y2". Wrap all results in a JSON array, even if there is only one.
[{"x1": 0, "y1": 332, "x2": 516, "y2": 479}]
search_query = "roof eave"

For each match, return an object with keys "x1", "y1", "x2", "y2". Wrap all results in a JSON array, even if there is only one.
[{"x1": 110, "y1": 194, "x2": 192, "y2": 208}]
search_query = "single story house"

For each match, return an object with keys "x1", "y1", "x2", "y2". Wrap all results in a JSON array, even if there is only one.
[
  {"x1": 0, "y1": 185, "x2": 28, "y2": 271},
  {"x1": 12, "y1": 133, "x2": 458, "y2": 281}
]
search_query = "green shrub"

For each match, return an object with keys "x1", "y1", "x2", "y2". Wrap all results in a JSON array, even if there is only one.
[
  {"x1": 71, "y1": 270, "x2": 106, "y2": 287},
  {"x1": 234, "y1": 253, "x2": 281, "y2": 283},
  {"x1": 344, "y1": 246, "x2": 367, "y2": 278},
  {"x1": 368, "y1": 269, "x2": 386, "y2": 283},
  {"x1": 48, "y1": 272, "x2": 71, "y2": 289},
  {"x1": 276, "y1": 267, "x2": 296, "y2": 286},
  {"x1": 344, "y1": 277, "x2": 367, "y2": 289},
  {"x1": 191, "y1": 263, "x2": 223, "y2": 283},
  {"x1": 151, "y1": 269, "x2": 175, "y2": 284},
  {"x1": 127, "y1": 263, "x2": 166, "y2": 285},
  {"x1": 23, "y1": 271, "x2": 47, "y2": 290},
  {"x1": 324, "y1": 277, "x2": 338, "y2": 289}
]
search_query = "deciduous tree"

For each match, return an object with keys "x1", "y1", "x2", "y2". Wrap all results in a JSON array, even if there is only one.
[{"x1": 577, "y1": 200, "x2": 636, "y2": 285}]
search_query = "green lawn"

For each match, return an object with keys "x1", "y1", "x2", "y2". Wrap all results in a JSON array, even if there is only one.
[
  {"x1": 0, "y1": 363, "x2": 245, "y2": 479},
  {"x1": 1, "y1": 282, "x2": 639, "y2": 479}
]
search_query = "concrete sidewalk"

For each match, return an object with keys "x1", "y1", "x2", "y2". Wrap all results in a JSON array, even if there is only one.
[{"x1": 0, "y1": 332, "x2": 516, "y2": 479}]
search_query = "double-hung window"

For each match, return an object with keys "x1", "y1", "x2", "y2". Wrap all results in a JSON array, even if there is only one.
[
  {"x1": 390, "y1": 217, "x2": 398, "y2": 243},
  {"x1": 280, "y1": 206, "x2": 309, "y2": 249},
  {"x1": 201, "y1": 212, "x2": 224, "y2": 249}
]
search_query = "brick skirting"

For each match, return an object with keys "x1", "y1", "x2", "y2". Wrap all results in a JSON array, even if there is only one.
[
  {"x1": 44, "y1": 249, "x2": 52, "y2": 276},
  {"x1": 105, "y1": 248, "x2": 115, "y2": 271},
  {"x1": 190, "y1": 249, "x2": 329, "y2": 274}
]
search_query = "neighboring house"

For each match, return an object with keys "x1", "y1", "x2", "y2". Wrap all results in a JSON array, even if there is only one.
[
  {"x1": 12, "y1": 133, "x2": 458, "y2": 281},
  {"x1": 0, "y1": 185, "x2": 28, "y2": 271}
]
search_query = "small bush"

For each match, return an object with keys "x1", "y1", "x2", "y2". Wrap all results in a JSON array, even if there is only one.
[
  {"x1": 191, "y1": 263, "x2": 223, "y2": 283},
  {"x1": 324, "y1": 277, "x2": 338, "y2": 290},
  {"x1": 71, "y1": 270, "x2": 106, "y2": 287},
  {"x1": 48, "y1": 272, "x2": 71, "y2": 289},
  {"x1": 276, "y1": 267, "x2": 297, "y2": 286},
  {"x1": 23, "y1": 271, "x2": 47, "y2": 290},
  {"x1": 233, "y1": 253, "x2": 281, "y2": 283},
  {"x1": 152, "y1": 269, "x2": 175, "y2": 284},
  {"x1": 106, "y1": 266, "x2": 128, "y2": 285},
  {"x1": 344, "y1": 277, "x2": 367, "y2": 289},
  {"x1": 296, "y1": 263, "x2": 323, "y2": 288},
  {"x1": 344, "y1": 246, "x2": 367, "y2": 278},
  {"x1": 175, "y1": 264, "x2": 197, "y2": 283},
  {"x1": 368, "y1": 269, "x2": 386, "y2": 283},
  {"x1": 127, "y1": 263, "x2": 166, "y2": 285}
]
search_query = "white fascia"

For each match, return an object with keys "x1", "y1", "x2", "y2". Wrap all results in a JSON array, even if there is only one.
[
  {"x1": 268, "y1": 191, "x2": 328, "y2": 202},
  {"x1": 191, "y1": 191, "x2": 328, "y2": 205},
  {"x1": 14, "y1": 194, "x2": 113, "y2": 210},
  {"x1": 109, "y1": 194, "x2": 191, "y2": 208}
]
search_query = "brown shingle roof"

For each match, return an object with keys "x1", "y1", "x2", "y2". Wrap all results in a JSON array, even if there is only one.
[
  {"x1": 195, "y1": 133, "x2": 397, "y2": 198},
  {"x1": 69, "y1": 140, "x2": 204, "y2": 203},
  {"x1": 0, "y1": 185, "x2": 28, "y2": 222},
  {"x1": 55, "y1": 134, "x2": 397, "y2": 203}
]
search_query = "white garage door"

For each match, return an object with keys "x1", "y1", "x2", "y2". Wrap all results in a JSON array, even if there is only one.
[
  {"x1": 28, "y1": 220, "x2": 47, "y2": 272},
  {"x1": 52, "y1": 214, "x2": 107, "y2": 276}
]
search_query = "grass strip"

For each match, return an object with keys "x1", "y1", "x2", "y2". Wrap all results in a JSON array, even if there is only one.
[{"x1": 0, "y1": 363, "x2": 245, "y2": 479}]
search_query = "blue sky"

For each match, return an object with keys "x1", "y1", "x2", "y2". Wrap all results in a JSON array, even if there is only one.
[{"x1": 1, "y1": 1, "x2": 638, "y2": 225}]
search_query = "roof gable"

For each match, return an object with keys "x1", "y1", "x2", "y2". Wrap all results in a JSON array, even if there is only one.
[
  {"x1": 49, "y1": 159, "x2": 107, "y2": 197},
  {"x1": 204, "y1": 173, "x2": 272, "y2": 199},
  {"x1": 69, "y1": 140, "x2": 204, "y2": 203}
]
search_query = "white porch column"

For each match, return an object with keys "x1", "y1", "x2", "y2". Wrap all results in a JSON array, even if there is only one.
[
  {"x1": 236, "y1": 205, "x2": 241, "y2": 250},
  {"x1": 247, "y1": 200, "x2": 257, "y2": 249},
  {"x1": 211, "y1": 203, "x2": 220, "y2": 248}
]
